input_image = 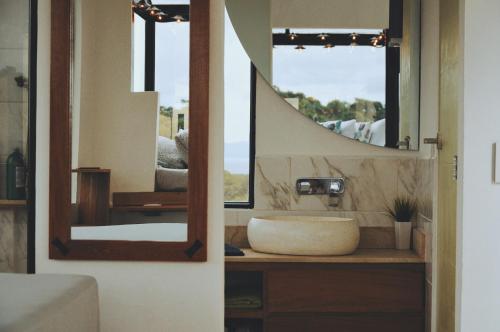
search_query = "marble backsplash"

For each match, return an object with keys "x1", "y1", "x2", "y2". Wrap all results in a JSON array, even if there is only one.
[
  {"x1": 226, "y1": 156, "x2": 435, "y2": 228},
  {"x1": 0, "y1": 208, "x2": 27, "y2": 273}
]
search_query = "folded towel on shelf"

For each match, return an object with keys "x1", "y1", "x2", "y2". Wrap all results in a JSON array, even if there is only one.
[{"x1": 225, "y1": 294, "x2": 262, "y2": 309}]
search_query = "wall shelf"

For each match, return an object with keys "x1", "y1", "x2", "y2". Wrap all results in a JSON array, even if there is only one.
[{"x1": 0, "y1": 200, "x2": 27, "y2": 209}]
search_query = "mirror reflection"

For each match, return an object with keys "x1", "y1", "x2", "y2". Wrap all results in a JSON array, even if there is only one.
[
  {"x1": 69, "y1": 0, "x2": 191, "y2": 242},
  {"x1": 226, "y1": 0, "x2": 421, "y2": 150}
]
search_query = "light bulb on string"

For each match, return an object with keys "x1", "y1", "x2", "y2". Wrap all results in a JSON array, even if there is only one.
[
  {"x1": 295, "y1": 45, "x2": 306, "y2": 52},
  {"x1": 155, "y1": 12, "x2": 167, "y2": 21},
  {"x1": 350, "y1": 33, "x2": 359, "y2": 46},
  {"x1": 317, "y1": 33, "x2": 328, "y2": 41},
  {"x1": 148, "y1": 6, "x2": 160, "y2": 16},
  {"x1": 172, "y1": 14, "x2": 185, "y2": 23}
]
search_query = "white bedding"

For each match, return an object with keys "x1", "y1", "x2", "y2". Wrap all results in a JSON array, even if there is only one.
[
  {"x1": 71, "y1": 223, "x2": 188, "y2": 242},
  {"x1": 0, "y1": 273, "x2": 99, "y2": 332}
]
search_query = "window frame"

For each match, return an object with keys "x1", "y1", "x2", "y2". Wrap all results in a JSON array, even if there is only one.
[
  {"x1": 224, "y1": 64, "x2": 256, "y2": 210},
  {"x1": 134, "y1": 4, "x2": 191, "y2": 91}
]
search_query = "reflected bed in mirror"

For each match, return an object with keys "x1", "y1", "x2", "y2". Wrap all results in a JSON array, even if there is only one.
[
  {"x1": 226, "y1": 0, "x2": 421, "y2": 150},
  {"x1": 49, "y1": 0, "x2": 209, "y2": 261}
]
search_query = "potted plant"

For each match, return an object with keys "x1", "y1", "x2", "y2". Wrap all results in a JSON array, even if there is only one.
[{"x1": 385, "y1": 197, "x2": 417, "y2": 250}]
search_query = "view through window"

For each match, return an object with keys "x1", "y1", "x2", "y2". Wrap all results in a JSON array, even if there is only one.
[
  {"x1": 224, "y1": 10, "x2": 252, "y2": 205},
  {"x1": 273, "y1": 29, "x2": 387, "y2": 144}
]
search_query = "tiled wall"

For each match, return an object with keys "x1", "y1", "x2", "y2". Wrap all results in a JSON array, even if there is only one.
[
  {"x1": 0, "y1": 0, "x2": 30, "y2": 199},
  {"x1": 226, "y1": 156, "x2": 434, "y2": 228},
  {"x1": 0, "y1": 209, "x2": 27, "y2": 273},
  {"x1": 0, "y1": 1, "x2": 29, "y2": 273}
]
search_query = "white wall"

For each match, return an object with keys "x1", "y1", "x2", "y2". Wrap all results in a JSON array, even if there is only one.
[
  {"x1": 225, "y1": 0, "x2": 272, "y2": 81},
  {"x1": 271, "y1": 0, "x2": 389, "y2": 29},
  {"x1": 75, "y1": 0, "x2": 159, "y2": 194},
  {"x1": 458, "y1": 0, "x2": 500, "y2": 330},
  {"x1": 36, "y1": 0, "x2": 225, "y2": 331}
]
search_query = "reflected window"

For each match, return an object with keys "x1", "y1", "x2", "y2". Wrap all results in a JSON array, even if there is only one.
[
  {"x1": 224, "y1": 10, "x2": 255, "y2": 207},
  {"x1": 132, "y1": 3, "x2": 190, "y2": 139},
  {"x1": 272, "y1": 28, "x2": 389, "y2": 147}
]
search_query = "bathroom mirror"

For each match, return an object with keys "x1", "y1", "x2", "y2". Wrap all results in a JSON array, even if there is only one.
[
  {"x1": 226, "y1": 0, "x2": 421, "y2": 150},
  {"x1": 49, "y1": 0, "x2": 209, "y2": 261}
]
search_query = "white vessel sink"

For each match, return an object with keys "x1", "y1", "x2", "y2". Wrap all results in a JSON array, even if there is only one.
[{"x1": 248, "y1": 216, "x2": 360, "y2": 256}]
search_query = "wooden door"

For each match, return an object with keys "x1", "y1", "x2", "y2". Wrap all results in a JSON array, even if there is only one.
[{"x1": 436, "y1": 0, "x2": 460, "y2": 330}]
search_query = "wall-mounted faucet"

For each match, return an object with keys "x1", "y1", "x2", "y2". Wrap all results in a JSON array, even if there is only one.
[{"x1": 296, "y1": 177, "x2": 345, "y2": 207}]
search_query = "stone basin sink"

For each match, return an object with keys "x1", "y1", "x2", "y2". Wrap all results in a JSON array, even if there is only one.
[{"x1": 248, "y1": 216, "x2": 360, "y2": 256}]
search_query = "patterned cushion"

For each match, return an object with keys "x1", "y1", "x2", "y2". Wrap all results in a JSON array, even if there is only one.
[
  {"x1": 175, "y1": 129, "x2": 189, "y2": 166},
  {"x1": 157, "y1": 136, "x2": 186, "y2": 169}
]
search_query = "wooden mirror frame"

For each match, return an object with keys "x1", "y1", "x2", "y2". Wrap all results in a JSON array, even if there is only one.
[{"x1": 49, "y1": 0, "x2": 209, "y2": 261}]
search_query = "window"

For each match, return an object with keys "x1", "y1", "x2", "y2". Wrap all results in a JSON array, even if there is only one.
[
  {"x1": 133, "y1": 6, "x2": 255, "y2": 207},
  {"x1": 224, "y1": 10, "x2": 255, "y2": 208},
  {"x1": 132, "y1": 3, "x2": 190, "y2": 140},
  {"x1": 177, "y1": 114, "x2": 185, "y2": 131}
]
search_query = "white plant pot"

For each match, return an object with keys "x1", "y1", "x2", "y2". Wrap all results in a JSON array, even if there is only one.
[{"x1": 394, "y1": 222, "x2": 412, "y2": 250}]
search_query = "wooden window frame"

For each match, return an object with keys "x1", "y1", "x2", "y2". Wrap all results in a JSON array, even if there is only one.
[{"x1": 49, "y1": 0, "x2": 210, "y2": 261}]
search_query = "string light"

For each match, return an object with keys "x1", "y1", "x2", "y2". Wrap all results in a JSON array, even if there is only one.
[
  {"x1": 350, "y1": 33, "x2": 359, "y2": 46},
  {"x1": 155, "y1": 12, "x2": 167, "y2": 21},
  {"x1": 324, "y1": 43, "x2": 334, "y2": 49},
  {"x1": 317, "y1": 33, "x2": 328, "y2": 41},
  {"x1": 289, "y1": 32, "x2": 298, "y2": 41},
  {"x1": 371, "y1": 32, "x2": 386, "y2": 48},
  {"x1": 172, "y1": 14, "x2": 185, "y2": 23},
  {"x1": 148, "y1": 6, "x2": 160, "y2": 15}
]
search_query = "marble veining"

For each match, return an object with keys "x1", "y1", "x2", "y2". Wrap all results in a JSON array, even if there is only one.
[
  {"x1": 290, "y1": 156, "x2": 402, "y2": 212},
  {"x1": 416, "y1": 158, "x2": 435, "y2": 220},
  {"x1": 255, "y1": 157, "x2": 292, "y2": 210},
  {"x1": 0, "y1": 209, "x2": 27, "y2": 273}
]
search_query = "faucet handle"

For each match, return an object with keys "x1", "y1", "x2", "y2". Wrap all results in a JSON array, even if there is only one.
[
  {"x1": 329, "y1": 178, "x2": 345, "y2": 195},
  {"x1": 297, "y1": 181, "x2": 312, "y2": 194}
]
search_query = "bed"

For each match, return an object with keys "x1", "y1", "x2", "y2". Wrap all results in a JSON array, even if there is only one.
[{"x1": 0, "y1": 273, "x2": 99, "y2": 332}]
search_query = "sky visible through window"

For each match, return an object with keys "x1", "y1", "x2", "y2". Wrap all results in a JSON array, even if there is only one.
[
  {"x1": 155, "y1": 21, "x2": 190, "y2": 110},
  {"x1": 272, "y1": 29, "x2": 386, "y2": 107},
  {"x1": 224, "y1": 11, "x2": 251, "y2": 175},
  {"x1": 224, "y1": 10, "x2": 251, "y2": 203}
]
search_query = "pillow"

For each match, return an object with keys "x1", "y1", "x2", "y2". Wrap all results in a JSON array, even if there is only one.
[
  {"x1": 156, "y1": 166, "x2": 188, "y2": 192},
  {"x1": 339, "y1": 119, "x2": 357, "y2": 139},
  {"x1": 175, "y1": 129, "x2": 189, "y2": 166},
  {"x1": 354, "y1": 122, "x2": 372, "y2": 143},
  {"x1": 369, "y1": 119, "x2": 386, "y2": 147},
  {"x1": 321, "y1": 120, "x2": 339, "y2": 131},
  {"x1": 157, "y1": 136, "x2": 186, "y2": 169}
]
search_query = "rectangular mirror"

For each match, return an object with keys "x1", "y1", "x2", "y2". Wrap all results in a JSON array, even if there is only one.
[{"x1": 50, "y1": 0, "x2": 209, "y2": 261}]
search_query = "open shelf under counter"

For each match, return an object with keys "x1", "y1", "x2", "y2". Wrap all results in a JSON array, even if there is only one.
[{"x1": 226, "y1": 248, "x2": 425, "y2": 264}]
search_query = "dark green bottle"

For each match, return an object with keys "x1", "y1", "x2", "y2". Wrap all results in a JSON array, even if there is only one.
[{"x1": 6, "y1": 149, "x2": 26, "y2": 200}]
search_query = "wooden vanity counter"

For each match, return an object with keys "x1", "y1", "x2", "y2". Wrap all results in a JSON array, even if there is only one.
[
  {"x1": 225, "y1": 248, "x2": 424, "y2": 264},
  {"x1": 225, "y1": 249, "x2": 426, "y2": 332}
]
